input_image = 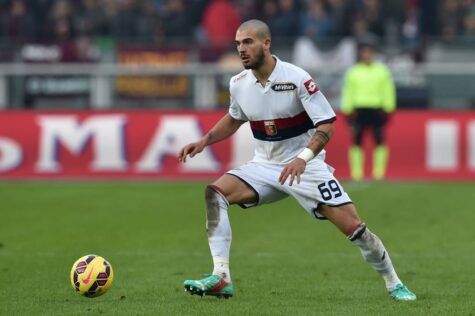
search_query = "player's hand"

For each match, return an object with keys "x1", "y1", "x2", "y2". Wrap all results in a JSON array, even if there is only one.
[
  {"x1": 178, "y1": 140, "x2": 206, "y2": 163},
  {"x1": 279, "y1": 158, "x2": 306, "y2": 186}
]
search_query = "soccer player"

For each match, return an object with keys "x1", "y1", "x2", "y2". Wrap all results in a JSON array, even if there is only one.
[
  {"x1": 178, "y1": 19, "x2": 416, "y2": 301},
  {"x1": 342, "y1": 42, "x2": 396, "y2": 181}
]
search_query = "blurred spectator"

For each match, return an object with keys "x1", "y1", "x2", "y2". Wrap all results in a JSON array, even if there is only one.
[
  {"x1": 300, "y1": 0, "x2": 334, "y2": 44},
  {"x1": 188, "y1": 0, "x2": 211, "y2": 27},
  {"x1": 52, "y1": 18, "x2": 75, "y2": 42},
  {"x1": 201, "y1": 0, "x2": 242, "y2": 49},
  {"x1": 262, "y1": 0, "x2": 280, "y2": 36},
  {"x1": 350, "y1": 13, "x2": 381, "y2": 46},
  {"x1": 1, "y1": 0, "x2": 475, "y2": 61},
  {"x1": 46, "y1": 0, "x2": 75, "y2": 42},
  {"x1": 417, "y1": 0, "x2": 434, "y2": 37},
  {"x1": 463, "y1": 5, "x2": 475, "y2": 39},
  {"x1": 152, "y1": 0, "x2": 166, "y2": 14},
  {"x1": 328, "y1": 0, "x2": 349, "y2": 37},
  {"x1": 101, "y1": 0, "x2": 119, "y2": 35},
  {"x1": 29, "y1": 0, "x2": 56, "y2": 40},
  {"x1": 136, "y1": 0, "x2": 163, "y2": 43},
  {"x1": 112, "y1": 0, "x2": 141, "y2": 41},
  {"x1": 292, "y1": 35, "x2": 356, "y2": 71},
  {"x1": 272, "y1": 0, "x2": 300, "y2": 44},
  {"x1": 48, "y1": 0, "x2": 74, "y2": 24},
  {"x1": 74, "y1": 35, "x2": 101, "y2": 61},
  {"x1": 439, "y1": 0, "x2": 465, "y2": 42},
  {"x1": 402, "y1": 1, "x2": 421, "y2": 51},
  {"x1": 236, "y1": 0, "x2": 260, "y2": 21},
  {"x1": 358, "y1": 0, "x2": 385, "y2": 38},
  {"x1": 75, "y1": 0, "x2": 107, "y2": 36},
  {"x1": 2, "y1": 0, "x2": 35, "y2": 42},
  {"x1": 162, "y1": 0, "x2": 193, "y2": 44}
]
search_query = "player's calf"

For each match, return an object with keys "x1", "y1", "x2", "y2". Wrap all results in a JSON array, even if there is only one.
[
  {"x1": 349, "y1": 223, "x2": 416, "y2": 301},
  {"x1": 205, "y1": 185, "x2": 232, "y2": 283}
]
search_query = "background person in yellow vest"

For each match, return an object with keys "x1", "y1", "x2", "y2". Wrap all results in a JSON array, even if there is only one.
[{"x1": 341, "y1": 42, "x2": 396, "y2": 181}]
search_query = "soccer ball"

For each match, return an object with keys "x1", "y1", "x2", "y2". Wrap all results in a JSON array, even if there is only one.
[{"x1": 70, "y1": 254, "x2": 114, "y2": 298}]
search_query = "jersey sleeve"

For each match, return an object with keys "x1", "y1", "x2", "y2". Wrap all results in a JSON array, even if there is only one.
[
  {"x1": 228, "y1": 79, "x2": 248, "y2": 121},
  {"x1": 298, "y1": 73, "x2": 336, "y2": 126},
  {"x1": 229, "y1": 94, "x2": 248, "y2": 121}
]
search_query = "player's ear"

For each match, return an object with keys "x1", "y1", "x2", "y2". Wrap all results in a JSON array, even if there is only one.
[{"x1": 264, "y1": 38, "x2": 271, "y2": 50}]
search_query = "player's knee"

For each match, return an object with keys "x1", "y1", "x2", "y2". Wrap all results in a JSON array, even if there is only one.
[
  {"x1": 348, "y1": 224, "x2": 381, "y2": 250},
  {"x1": 349, "y1": 224, "x2": 385, "y2": 261},
  {"x1": 347, "y1": 222, "x2": 367, "y2": 241},
  {"x1": 205, "y1": 185, "x2": 214, "y2": 202},
  {"x1": 205, "y1": 185, "x2": 227, "y2": 202},
  {"x1": 205, "y1": 185, "x2": 229, "y2": 234}
]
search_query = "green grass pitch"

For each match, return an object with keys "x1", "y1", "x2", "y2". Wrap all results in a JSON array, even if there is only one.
[{"x1": 0, "y1": 181, "x2": 474, "y2": 315}]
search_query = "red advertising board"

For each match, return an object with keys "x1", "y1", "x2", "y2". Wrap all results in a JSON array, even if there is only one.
[
  {"x1": 326, "y1": 111, "x2": 475, "y2": 180},
  {"x1": 0, "y1": 110, "x2": 474, "y2": 180}
]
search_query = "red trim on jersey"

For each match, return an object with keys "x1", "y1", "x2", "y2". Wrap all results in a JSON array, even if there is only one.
[{"x1": 249, "y1": 111, "x2": 313, "y2": 131}]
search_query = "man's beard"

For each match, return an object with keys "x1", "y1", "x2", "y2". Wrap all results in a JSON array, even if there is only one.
[{"x1": 243, "y1": 48, "x2": 265, "y2": 70}]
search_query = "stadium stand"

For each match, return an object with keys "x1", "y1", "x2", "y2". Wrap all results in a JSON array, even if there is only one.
[{"x1": 0, "y1": 0, "x2": 474, "y2": 109}]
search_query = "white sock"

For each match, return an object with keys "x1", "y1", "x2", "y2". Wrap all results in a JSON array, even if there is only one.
[
  {"x1": 205, "y1": 186, "x2": 232, "y2": 283},
  {"x1": 349, "y1": 225, "x2": 401, "y2": 291},
  {"x1": 212, "y1": 257, "x2": 231, "y2": 283}
]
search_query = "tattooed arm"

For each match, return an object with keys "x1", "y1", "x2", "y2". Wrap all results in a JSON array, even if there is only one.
[
  {"x1": 179, "y1": 114, "x2": 245, "y2": 163},
  {"x1": 279, "y1": 123, "x2": 334, "y2": 186},
  {"x1": 307, "y1": 123, "x2": 334, "y2": 157}
]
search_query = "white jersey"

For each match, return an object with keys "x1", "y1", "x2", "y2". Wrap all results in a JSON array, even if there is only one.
[{"x1": 229, "y1": 56, "x2": 336, "y2": 164}]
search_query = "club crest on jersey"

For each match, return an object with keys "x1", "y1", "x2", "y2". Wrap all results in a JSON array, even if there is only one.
[
  {"x1": 264, "y1": 121, "x2": 277, "y2": 136},
  {"x1": 304, "y1": 79, "x2": 319, "y2": 95},
  {"x1": 271, "y1": 82, "x2": 297, "y2": 92}
]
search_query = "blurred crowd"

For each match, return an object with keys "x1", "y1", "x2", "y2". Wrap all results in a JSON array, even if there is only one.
[{"x1": 1, "y1": 0, "x2": 475, "y2": 49}]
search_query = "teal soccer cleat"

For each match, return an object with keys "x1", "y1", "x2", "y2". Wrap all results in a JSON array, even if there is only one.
[
  {"x1": 184, "y1": 275, "x2": 233, "y2": 299},
  {"x1": 389, "y1": 284, "x2": 417, "y2": 301}
]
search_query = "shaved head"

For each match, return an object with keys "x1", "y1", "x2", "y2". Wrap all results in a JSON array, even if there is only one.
[
  {"x1": 235, "y1": 19, "x2": 273, "y2": 70},
  {"x1": 237, "y1": 19, "x2": 271, "y2": 41}
]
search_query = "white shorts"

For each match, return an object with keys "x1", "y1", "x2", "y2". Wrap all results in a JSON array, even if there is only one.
[{"x1": 226, "y1": 159, "x2": 352, "y2": 220}]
